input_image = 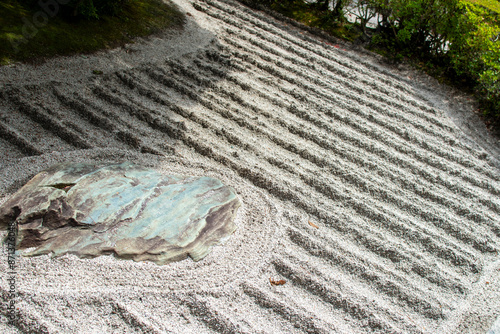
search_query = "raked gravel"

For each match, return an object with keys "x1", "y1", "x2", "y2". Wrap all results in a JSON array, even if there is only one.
[{"x1": 1, "y1": 0, "x2": 500, "y2": 333}]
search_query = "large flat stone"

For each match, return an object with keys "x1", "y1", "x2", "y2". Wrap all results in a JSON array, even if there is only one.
[{"x1": 0, "y1": 162, "x2": 240, "y2": 264}]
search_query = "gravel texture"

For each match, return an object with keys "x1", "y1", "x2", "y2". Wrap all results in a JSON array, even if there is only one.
[{"x1": 1, "y1": 0, "x2": 500, "y2": 333}]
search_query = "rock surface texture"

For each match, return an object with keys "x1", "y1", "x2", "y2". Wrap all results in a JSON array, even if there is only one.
[{"x1": 0, "y1": 162, "x2": 240, "y2": 264}]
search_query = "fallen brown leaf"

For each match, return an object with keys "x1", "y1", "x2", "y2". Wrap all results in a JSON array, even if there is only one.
[
  {"x1": 269, "y1": 278, "x2": 286, "y2": 286},
  {"x1": 308, "y1": 221, "x2": 319, "y2": 229}
]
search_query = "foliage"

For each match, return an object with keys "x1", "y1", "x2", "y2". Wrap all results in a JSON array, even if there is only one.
[
  {"x1": 361, "y1": 0, "x2": 459, "y2": 56},
  {"x1": 450, "y1": 1, "x2": 500, "y2": 115},
  {"x1": 367, "y1": 0, "x2": 500, "y2": 116},
  {"x1": 18, "y1": 0, "x2": 130, "y2": 20},
  {"x1": 464, "y1": 0, "x2": 500, "y2": 13},
  {"x1": 351, "y1": 0, "x2": 377, "y2": 34},
  {"x1": 315, "y1": 0, "x2": 350, "y2": 19}
]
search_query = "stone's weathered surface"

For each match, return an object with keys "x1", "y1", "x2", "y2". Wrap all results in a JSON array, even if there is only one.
[
  {"x1": 0, "y1": 162, "x2": 240, "y2": 264},
  {"x1": 488, "y1": 316, "x2": 500, "y2": 334}
]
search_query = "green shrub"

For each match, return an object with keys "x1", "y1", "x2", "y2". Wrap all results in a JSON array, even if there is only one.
[
  {"x1": 366, "y1": 0, "x2": 499, "y2": 117},
  {"x1": 367, "y1": 0, "x2": 461, "y2": 56},
  {"x1": 448, "y1": 1, "x2": 500, "y2": 116},
  {"x1": 18, "y1": 0, "x2": 130, "y2": 20}
]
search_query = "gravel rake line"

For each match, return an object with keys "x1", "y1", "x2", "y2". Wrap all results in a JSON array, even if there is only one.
[
  {"x1": 153, "y1": 56, "x2": 500, "y2": 245},
  {"x1": 270, "y1": 258, "x2": 410, "y2": 331},
  {"x1": 275, "y1": 243, "x2": 446, "y2": 327},
  {"x1": 1, "y1": 1, "x2": 499, "y2": 332},
  {"x1": 202, "y1": 0, "x2": 443, "y2": 116},
  {"x1": 221, "y1": 36, "x2": 486, "y2": 172},
  {"x1": 216, "y1": 67, "x2": 500, "y2": 222},
  {"x1": 127, "y1": 70, "x2": 486, "y2": 300},
  {"x1": 204, "y1": 4, "x2": 434, "y2": 119},
  {"x1": 286, "y1": 225, "x2": 467, "y2": 296},
  {"x1": 179, "y1": 295, "x2": 247, "y2": 334},
  {"x1": 7, "y1": 90, "x2": 93, "y2": 151},
  {"x1": 240, "y1": 281, "x2": 342, "y2": 333},
  {"x1": 223, "y1": 41, "x2": 500, "y2": 191},
  {"x1": 134, "y1": 58, "x2": 497, "y2": 272},
  {"x1": 0, "y1": 118, "x2": 42, "y2": 156}
]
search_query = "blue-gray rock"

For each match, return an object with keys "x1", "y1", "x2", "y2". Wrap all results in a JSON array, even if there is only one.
[
  {"x1": 488, "y1": 316, "x2": 500, "y2": 334},
  {"x1": 0, "y1": 162, "x2": 240, "y2": 264}
]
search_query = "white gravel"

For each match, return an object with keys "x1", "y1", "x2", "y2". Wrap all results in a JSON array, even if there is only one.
[{"x1": 1, "y1": 0, "x2": 500, "y2": 333}]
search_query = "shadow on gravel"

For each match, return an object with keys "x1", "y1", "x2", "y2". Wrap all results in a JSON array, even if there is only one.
[{"x1": 0, "y1": 20, "x2": 232, "y2": 160}]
